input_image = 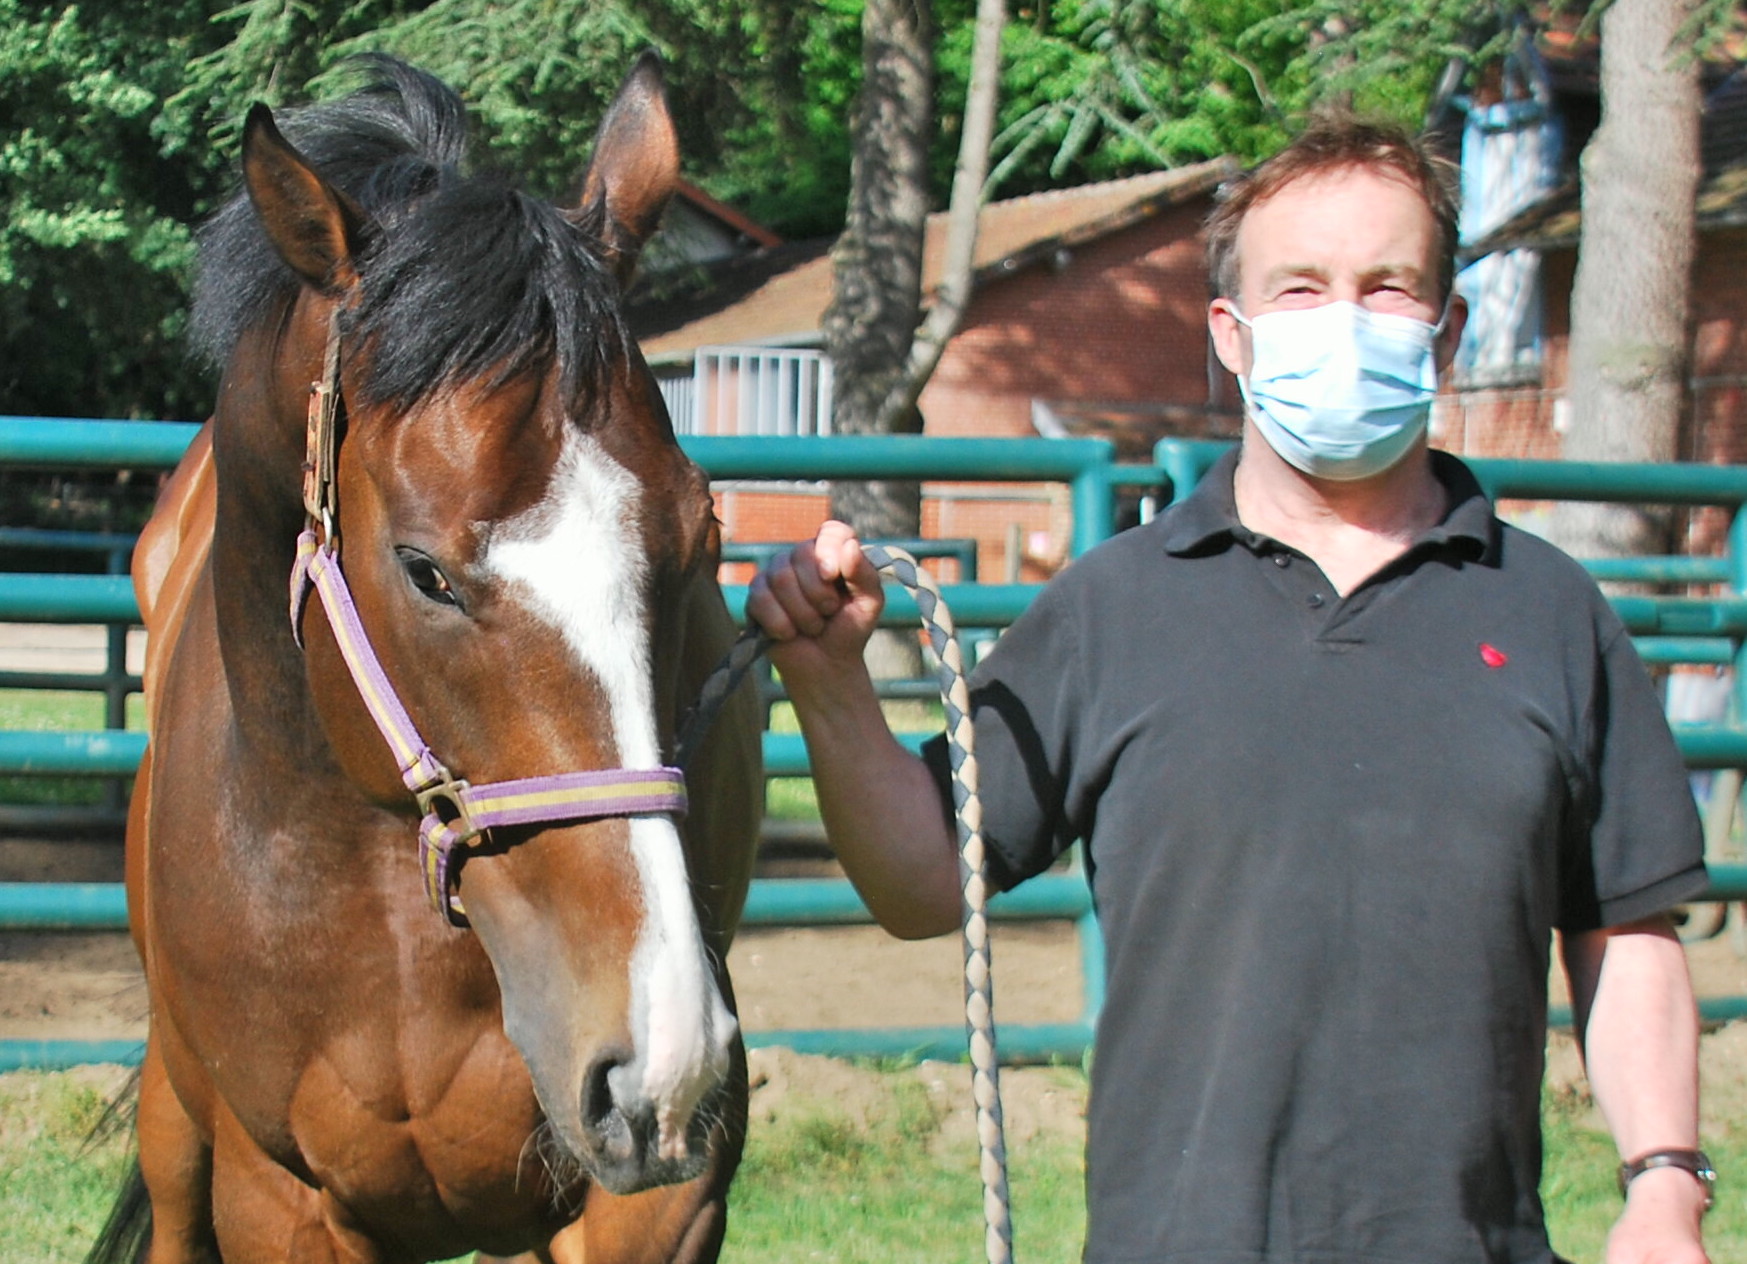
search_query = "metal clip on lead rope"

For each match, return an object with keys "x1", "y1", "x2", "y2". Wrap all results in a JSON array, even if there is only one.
[{"x1": 680, "y1": 545, "x2": 1014, "y2": 1264}]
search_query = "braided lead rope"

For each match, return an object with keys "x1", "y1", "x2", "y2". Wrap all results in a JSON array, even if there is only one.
[
  {"x1": 676, "y1": 625, "x2": 770, "y2": 770},
  {"x1": 859, "y1": 543, "x2": 1012, "y2": 1264},
  {"x1": 679, "y1": 548, "x2": 1014, "y2": 1264}
]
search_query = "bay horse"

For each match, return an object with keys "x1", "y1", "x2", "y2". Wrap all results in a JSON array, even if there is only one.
[{"x1": 88, "y1": 54, "x2": 762, "y2": 1264}]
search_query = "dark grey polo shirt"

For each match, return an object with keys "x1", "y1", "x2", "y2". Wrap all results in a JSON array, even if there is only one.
[{"x1": 927, "y1": 449, "x2": 1706, "y2": 1263}]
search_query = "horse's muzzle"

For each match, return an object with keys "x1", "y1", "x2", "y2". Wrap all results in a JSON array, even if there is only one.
[{"x1": 575, "y1": 1051, "x2": 725, "y2": 1194}]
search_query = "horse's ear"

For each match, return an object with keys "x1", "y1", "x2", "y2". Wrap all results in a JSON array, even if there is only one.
[
  {"x1": 573, "y1": 51, "x2": 679, "y2": 287},
  {"x1": 242, "y1": 103, "x2": 367, "y2": 294}
]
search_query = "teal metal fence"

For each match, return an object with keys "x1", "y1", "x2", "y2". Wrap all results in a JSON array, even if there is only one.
[
  {"x1": 0, "y1": 420, "x2": 1115, "y2": 1071},
  {"x1": 2, "y1": 419, "x2": 1746, "y2": 1069}
]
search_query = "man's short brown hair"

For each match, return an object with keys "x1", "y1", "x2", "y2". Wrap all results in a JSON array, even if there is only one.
[{"x1": 1205, "y1": 114, "x2": 1461, "y2": 305}]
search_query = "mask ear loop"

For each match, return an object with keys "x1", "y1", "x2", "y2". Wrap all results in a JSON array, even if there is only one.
[{"x1": 1430, "y1": 295, "x2": 1454, "y2": 337}]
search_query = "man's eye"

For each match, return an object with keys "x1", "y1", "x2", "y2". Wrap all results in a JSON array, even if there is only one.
[{"x1": 397, "y1": 549, "x2": 459, "y2": 607}]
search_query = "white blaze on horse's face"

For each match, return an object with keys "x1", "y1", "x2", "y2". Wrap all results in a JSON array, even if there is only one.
[{"x1": 483, "y1": 431, "x2": 735, "y2": 1161}]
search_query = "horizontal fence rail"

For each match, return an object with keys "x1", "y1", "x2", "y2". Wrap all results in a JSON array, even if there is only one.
[
  {"x1": 0, "y1": 420, "x2": 1120, "y2": 1070},
  {"x1": 3, "y1": 421, "x2": 1747, "y2": 1069}
]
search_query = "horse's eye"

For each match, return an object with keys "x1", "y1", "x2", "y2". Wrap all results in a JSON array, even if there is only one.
[{"x1": 396, "y1": 548, "x2": 459, "y2": 608}]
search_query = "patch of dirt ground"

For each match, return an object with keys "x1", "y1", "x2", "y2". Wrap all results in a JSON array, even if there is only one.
[{"x1": 4, "y1": 832, "x2": 1747, "y2": 1146}]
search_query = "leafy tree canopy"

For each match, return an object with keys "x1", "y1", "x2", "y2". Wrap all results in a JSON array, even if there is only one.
[{"x1": 14, "y1": 0, "x2": 1707, "y2": 424}]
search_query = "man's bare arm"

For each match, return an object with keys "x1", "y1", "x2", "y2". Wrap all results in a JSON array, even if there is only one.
[
  {"x1": 747, "y1": 521, "x2": 962, "y2": 939},
  {"x1": 1561, "y1": 916, "x2": 1709, "y2": 1264}
]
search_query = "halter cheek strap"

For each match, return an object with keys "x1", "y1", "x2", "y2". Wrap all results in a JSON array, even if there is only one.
[
  {"x1": 290, "y1": 530, "x2": 688, "y2": 925},
  {"x1": 287, "y1": 313, "x2": 687, "y2": 927}
]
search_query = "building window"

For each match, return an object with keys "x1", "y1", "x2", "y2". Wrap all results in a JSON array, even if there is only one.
[
  {"x1": 658, "y1": 346, "x2": 835, "y2": 437},
  {"x1": 1454, "y1": 69, "x2": 1564, "y2": 388}
]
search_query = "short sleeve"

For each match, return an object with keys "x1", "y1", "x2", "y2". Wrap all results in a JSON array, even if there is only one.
[
  {"x1": 921, "y1": 576, "x2": 1089, "y2": 892},
  {"x1": 1559, "y1": 619, "x2": 1708, "y2": 930}
]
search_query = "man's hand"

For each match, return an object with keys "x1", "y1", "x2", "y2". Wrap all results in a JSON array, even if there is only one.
[
  {"x1": 1607, "y1": 1166, "x2": 1709, "y2": 1263},
  {"x1": 746, "y1": 520, "x2": 886, "y2": 700},
  {"x1": 744, "y1": 521, "x2": 961, "y2": 939}
]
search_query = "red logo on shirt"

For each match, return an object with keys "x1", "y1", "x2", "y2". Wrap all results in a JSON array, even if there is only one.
[{"x1": 1479, "y1": 643, "x2": 1509, "y2": 669}]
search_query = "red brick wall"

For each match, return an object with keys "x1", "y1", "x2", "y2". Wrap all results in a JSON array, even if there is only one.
[
  {"x1": 1688, "y1": 227, "x2": 1747, "y2": 467},
  {"x1": 919, "y1": 200, "x2": 1222, "y2": 439},
  {"x1": 1447, "y1": 233, "x2": 1747, "y2": 467},
  {"x1": 717, "y1": 201, "x2": 1219, "y2": 578},
  {"x1": 713, "y1": 485, "x2": 1065, "y2": 585}
]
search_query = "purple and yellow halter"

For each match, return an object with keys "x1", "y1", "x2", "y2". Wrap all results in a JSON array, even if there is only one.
[{"x1": 287, "y1": 309, "x2": 687, "y2": 926}]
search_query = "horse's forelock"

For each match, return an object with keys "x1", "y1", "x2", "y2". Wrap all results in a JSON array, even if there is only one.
[
  {"x1": 190, "y1": 55, "x2": 625, "y2": 417},
  {"x1": 346, "y1": 182, "x2": 626, "y2": 415}
]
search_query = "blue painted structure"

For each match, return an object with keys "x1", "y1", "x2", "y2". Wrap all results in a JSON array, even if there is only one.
[
  {"x1": 2, "y1": 419, "x2": 1747, "y2": 1068},
  {"x1": 0, "y1": 420, "x2": 1115, "y2": 1071}
]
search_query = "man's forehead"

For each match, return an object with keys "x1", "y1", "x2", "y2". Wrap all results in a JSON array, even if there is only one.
[{"x1": 1234, "y1": 168, "x2": 1438, "y2": 277}]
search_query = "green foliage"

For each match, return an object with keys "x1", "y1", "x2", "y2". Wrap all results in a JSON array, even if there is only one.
[
  {"x1": 0, "y1": 0, "x2": 228, "y2": 421},
  {"x1": 942, "y1": 0, "x2": 1528, "y2": 199},
  {"x1": 0, "y1": 1, "x2": 1569, "y2": 424}
]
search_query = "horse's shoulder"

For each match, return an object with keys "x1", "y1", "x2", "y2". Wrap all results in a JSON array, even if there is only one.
[{"x1": 134, "y1": 421, "x2": 217, "y2": 708}]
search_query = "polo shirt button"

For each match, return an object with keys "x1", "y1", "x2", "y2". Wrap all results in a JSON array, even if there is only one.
[
  {"x1": 1307, "y1": 593, "x2": 1325, "y2": 608},
  {"x1": 1273, "y1": 554, "x2": 1290, "y2": 567}
]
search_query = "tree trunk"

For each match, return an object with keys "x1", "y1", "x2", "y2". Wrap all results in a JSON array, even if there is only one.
[
  {"x1": 821, "y1": 0, "x2": 1005, "y2": 680},
  {"x1": 1555, "y1": 0, "x2": 1702, "y2": 560},
  {"x1": 823, "y1": 0, "x2": 935, "y2": 542}
]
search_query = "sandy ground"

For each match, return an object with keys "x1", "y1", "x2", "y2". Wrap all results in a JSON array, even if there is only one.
[
  {"x1": 0, "y1": 622, "x2": 147, "y2": 676},
  {"x1": 0, "y1": 836, "x2": 1086, "y2": 1043}
]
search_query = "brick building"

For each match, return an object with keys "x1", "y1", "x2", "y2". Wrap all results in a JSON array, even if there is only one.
[
  {"x1": 629, "y1": 160, "x2": 1238, "y2": 579},
  {"x1": 634, "y1": 31, "x2": 1747, "y2": 580},
  {"x1": 1441, "y1": 21, "x2": 1747, "y2": 472}
]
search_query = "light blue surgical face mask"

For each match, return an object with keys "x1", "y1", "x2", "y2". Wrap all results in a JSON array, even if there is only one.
[{"x1": 1233, "y1": 300, "x2": 1444, "y2": 482}]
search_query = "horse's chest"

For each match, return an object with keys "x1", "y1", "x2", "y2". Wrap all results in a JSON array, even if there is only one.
[{"x1": 280, "y1": 1032, "x2": 573, "y2": 1240}]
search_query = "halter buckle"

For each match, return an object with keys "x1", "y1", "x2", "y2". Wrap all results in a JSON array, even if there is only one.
[{"x1": 416, "y1": 774, "x2": 477, "y2": 843}]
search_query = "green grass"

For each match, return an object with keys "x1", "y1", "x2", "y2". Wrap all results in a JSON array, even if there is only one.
[
  {"x1": 7, "y1": 1064, "x2": 1741, "y2": 1263},
  {"x1": 720, "y1": 1072, "x2": 1085, "y2": 1263},
  {"x1": 1541, "y1": 1081, "x2": 1746, "y2": 1258},
  {"x1": 0, "y1": 1071, "x2": 136, "y2": 1263}
]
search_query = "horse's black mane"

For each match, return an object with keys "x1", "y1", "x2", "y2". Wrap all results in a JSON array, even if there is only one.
[{"x1": 191, "y1": 56, "x2": 626, "y2": 411}]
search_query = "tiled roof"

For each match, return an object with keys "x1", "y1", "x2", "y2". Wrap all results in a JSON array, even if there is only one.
[
  {"x1": 1460, "y1": 164, "x2": 1747, "y2": 262},
  {"x1": 673, "y1": 178, "x2": 784, "y2": 249},
  {"x1": 630, "y1": 158, "x2": 1237, "y2": 363}
]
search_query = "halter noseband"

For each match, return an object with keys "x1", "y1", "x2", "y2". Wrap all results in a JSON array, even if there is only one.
[{"x1": 287, "y1": 308, "x2": 688, "y2": 926}]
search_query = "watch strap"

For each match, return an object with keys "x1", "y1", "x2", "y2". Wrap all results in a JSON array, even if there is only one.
[{"x1": 1618, "y1": 1148, "x2": 1716, "y2": 1209}]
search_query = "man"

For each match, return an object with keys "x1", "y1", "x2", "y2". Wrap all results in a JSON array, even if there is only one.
[{"x1": 747, "y1": 116, "x2": 1712, "y2": 1263}]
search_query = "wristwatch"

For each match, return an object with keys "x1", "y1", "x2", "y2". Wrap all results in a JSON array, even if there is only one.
[{"x1": 1618, "y1": 1148, "x2": 1716, "y2": 1210}]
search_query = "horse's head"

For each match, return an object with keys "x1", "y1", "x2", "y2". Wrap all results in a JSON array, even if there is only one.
[{"x1": 204, "y1": 56, "x2": 736, "y2": 1194}]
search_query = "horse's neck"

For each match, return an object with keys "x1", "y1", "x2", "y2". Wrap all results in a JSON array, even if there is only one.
[{"x1": 206, "y1": 394, "x2": 334, "y2": 765}]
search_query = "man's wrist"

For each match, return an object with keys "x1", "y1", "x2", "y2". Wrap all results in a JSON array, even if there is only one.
[{"x1": 1620, "y1": 1149, "x2": 1715, "y2": 1212}]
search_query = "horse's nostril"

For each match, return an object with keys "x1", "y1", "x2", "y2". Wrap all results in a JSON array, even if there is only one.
[{"x1": 582, "y1": 1047, "x2": 631, "y2": 1131}]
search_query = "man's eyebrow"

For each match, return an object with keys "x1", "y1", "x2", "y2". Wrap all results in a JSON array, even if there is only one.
[
  {"x1": 1259, "y1": 263, "x2": 1330, "y2": 289},
  {"x1": 1359, "y1": 262, "x2": 1428, "y2": 288}
]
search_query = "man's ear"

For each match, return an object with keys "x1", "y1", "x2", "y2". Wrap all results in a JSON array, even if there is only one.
[
  {"x1": 1436, "y1": 292, "x2": 1469, "y2": 374},
  {"x1": 1208, "y1": 297, "x2": 1250, "y2": 378}
]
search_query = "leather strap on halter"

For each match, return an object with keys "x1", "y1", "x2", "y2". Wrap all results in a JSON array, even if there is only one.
[
  {"x1": 287, "y1": 309, "x2": 688, "y2": 927},
  {"x1": 303, "y1": 307, "x2": 343, "y2": 536}
]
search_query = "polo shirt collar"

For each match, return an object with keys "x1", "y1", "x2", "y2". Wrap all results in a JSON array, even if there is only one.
[{"x1": 1159, "y1": 445, "x2": 1498, "y2": 564}]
